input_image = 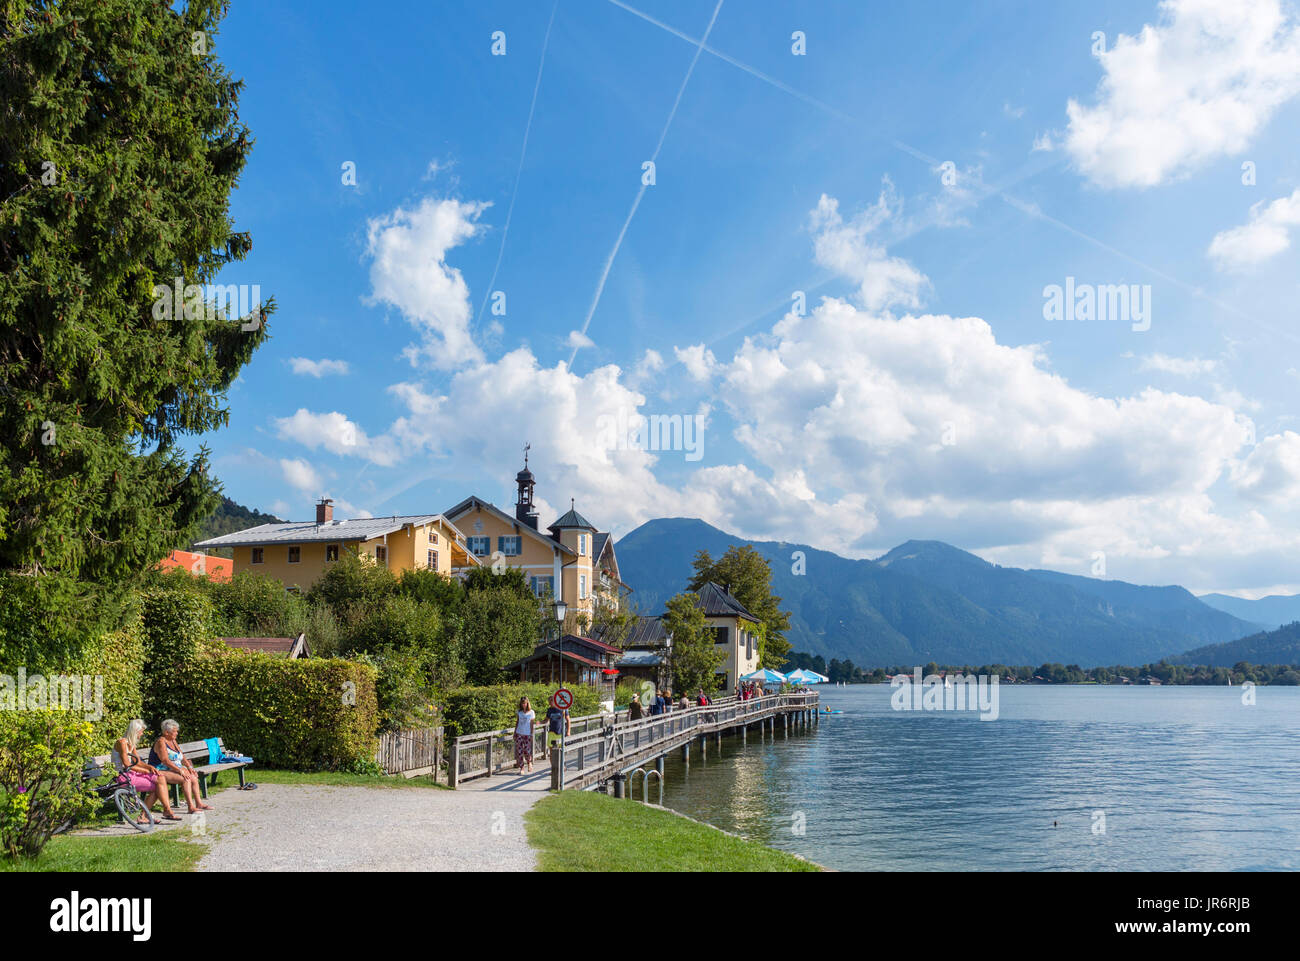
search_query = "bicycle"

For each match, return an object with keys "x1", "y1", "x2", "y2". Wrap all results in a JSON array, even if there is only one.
[{"x1": 53, "y1": 758, "x2": 155, "y2": 835}]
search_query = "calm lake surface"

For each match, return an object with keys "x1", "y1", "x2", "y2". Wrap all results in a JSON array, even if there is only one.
[{"x1": 652, "y1": 685, "x2": 1300, "y2": 871}]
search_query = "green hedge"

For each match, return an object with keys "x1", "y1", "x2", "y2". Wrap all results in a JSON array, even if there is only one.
[
  {"x1": 73, "y1": 615, "x2": 146, "y2": 746},
  {"x1": 441, "y1": 683, "x2": 604, "y2": 739},
  {"x1": 147, "y1": 641, "x2": 380, "y2": 770}
]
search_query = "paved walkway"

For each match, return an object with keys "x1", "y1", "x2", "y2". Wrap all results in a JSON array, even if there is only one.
[{"x1": 190, "y1": 781, "x2": 544, "y2": 871}]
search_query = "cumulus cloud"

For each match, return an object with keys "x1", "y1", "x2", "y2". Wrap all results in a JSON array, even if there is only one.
[
  {"x1": 364, "y1": 196, "x2": 488, "y2": 369},
  {"x1": 273, "y1": 409, "x2": 399, "y2": 466},
  {"x1": 279, "y1": 457, "x2": 322, "y2": 493},
  {"x1": 1137, "y1": 353, "x2": 1219, "y2": 377},
  {"x1": 1207, "y1": 188, "x2": 1300, "y2": 270},
  {"x1": 809, "y1": 188, "x2": 930, "y2": 311},
  {"x1": 1233, "y1": 431, "x2": 1300, "y2": 502},
  {"x1": 674, "y1": 344, "x2": 717, "y2": 381},
  {"x1": 288, "y1": 357, "x2": 350, "y2": 377},
  {"x1": 1065, "y1": 0, "x2": 1300, "y2": 188},
  {"x1": 567, "y1": 330, "x2": 595, "y2": 350}
]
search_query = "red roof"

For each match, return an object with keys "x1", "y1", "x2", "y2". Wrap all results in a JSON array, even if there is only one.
[{"x1": 159, "y1": 550, "x2": 233, "y2": 582}]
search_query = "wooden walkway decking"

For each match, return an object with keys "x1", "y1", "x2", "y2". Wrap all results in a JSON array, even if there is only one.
[{"x1": 450, "y1": 691, "x2": 820, "y2": 793}]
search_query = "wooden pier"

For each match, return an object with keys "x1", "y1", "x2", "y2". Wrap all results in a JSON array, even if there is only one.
[{"x1": 448, "y1": 690, "x2": 820, "y2": 792}]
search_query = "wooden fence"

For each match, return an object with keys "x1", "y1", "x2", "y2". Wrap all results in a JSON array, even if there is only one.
[{"x1": 376, "y1": 727, "x2": 443, "y2": 778}]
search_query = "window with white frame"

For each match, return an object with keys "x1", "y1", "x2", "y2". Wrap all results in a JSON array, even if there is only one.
[
  {"x1": 428, "y1": 528, "x2": 438, "y2": 544},
  {"x1": 427, "y1": 549, "x2": 438, "y2": 569},
  {"x1": 498, "y1": 535, "x2": 522, "y2": 556},
  {"x1": 467, "y1": 535, "x2": 489, "y2": 556},
  {"x1": 375, "y1": 545, "x2": 387, "y2": 564},
  {"x1": 579, "y1": 573, "x2": 588, "y2": 599},
  {"x1": 578, "y1": 533, "x2": 587, "y2": 555},
  {"x1": 530, "y1": 576, "x2": 553, "y2": 598}
]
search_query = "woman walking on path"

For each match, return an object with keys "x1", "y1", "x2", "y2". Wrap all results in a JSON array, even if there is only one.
[{"x1": 515, "y1": 697, "x2": 536, "y2": 774}]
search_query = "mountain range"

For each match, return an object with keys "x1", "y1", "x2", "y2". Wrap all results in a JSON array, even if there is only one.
[
  {"x1": 614, "y1": 517, "x2": 1278, "y2": 668},
  {"x1": 1195, "y1": 593, "x2": 1300, "y2": 631}
]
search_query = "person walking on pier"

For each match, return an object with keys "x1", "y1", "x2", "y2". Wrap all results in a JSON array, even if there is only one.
[
  {"x1": 629, "y1": 693, "x2": 644, "y2": 721},
  {"x1": 650, "y1": 689, "x2": 667, "y2": 716},
  {"x1": 515, "y1": 696, "x2": 536, "y2": 775}
]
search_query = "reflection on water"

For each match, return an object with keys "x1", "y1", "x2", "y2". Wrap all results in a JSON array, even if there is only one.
[{"x1": 651, "y1": 685, "x2": 1300, "y2": 871}]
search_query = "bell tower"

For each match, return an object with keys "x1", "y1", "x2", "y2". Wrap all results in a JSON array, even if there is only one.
[{"x1": 515, "y1": 443, "x2": 539, "y2": 529}]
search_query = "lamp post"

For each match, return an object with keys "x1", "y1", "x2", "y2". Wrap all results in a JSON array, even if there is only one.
[{"x1": 553, "y1": 599, "x2": 566, "y2": 684}]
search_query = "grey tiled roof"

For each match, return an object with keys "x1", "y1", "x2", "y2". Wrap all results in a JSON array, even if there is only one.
[
  {"x1": 194, "y1": 514, "x2": 444, "y2": 548},
  {"x1": 695, "y1": 582, "x2": 759, "y2": 621},
  {"x1": 549, "y1": 506, "x2": 595, "y2": 531}
]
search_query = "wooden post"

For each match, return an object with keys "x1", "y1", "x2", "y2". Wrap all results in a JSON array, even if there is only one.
[
  {"x1": 551, "y1": 744, "x2": 562, "y2": 791},
  {"x1": 449, "y1": 740, "x2": 460, "y2": 789},
  {"x1": 681, "y1": 742, "x2": 689, "y2": 762}
]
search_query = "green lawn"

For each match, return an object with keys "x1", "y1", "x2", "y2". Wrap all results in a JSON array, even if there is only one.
[
  {"x1": 205, "y1": 768, "x2": 447, "y2": 793},
  {"x1": 0, "y1": 829, "x2": 204, "y2": 873},
  {"x1": 525, "y1": 791, "x2": 822, "y2": 872}
]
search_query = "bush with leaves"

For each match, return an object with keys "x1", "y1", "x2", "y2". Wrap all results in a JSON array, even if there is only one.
[{"x1": 0, "y1": 710, "x2": 98, "y2": 858}]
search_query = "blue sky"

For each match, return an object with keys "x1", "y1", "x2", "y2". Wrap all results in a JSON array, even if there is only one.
[{"x1": 200, "y1": 0, "x2": 1300, "y2": 596}]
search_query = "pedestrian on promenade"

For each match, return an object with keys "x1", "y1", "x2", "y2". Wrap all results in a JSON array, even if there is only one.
[
  {"x1": 629, "y1": 693, "x2": 644, "y2": 721},
  {"x1": 650, "y1": 689, "x2": 667, "y2": 716},
  {"x1": 515, "y1": 696, "x2": 535, "y2": 774}
]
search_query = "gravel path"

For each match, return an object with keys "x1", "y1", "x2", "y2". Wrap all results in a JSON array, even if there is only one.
[{"x1": 196, "y1": 781, "x2": 543, "y2": 872}]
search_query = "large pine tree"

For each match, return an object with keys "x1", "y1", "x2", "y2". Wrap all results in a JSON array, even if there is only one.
[{"x1": 0, "y1": 0, "x2": 270, "y2": 657}]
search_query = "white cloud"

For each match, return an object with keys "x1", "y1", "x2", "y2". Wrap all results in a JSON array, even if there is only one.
[
  {"x1": 673, "y1": 344, "x2": 717, "y2": 381},
  {"x1": 1065, "y1": 0, "x2": 1300, "y2": 188},
  {"x1": 288, "y1": 357, "x2": 350, "y2": 378},
  {"x1": 1207, "y1": 188, "x2": 1300, "y2": 270},
  {"x1": 1233, "y1": 431, "x2": 1300, "y2": 502},
  {"x1": 1031, "y1": 131, "x2": 1055, "y2": 152},
  {"x1": 364, "y1": 196, "x2": 488, "y2": 369},
  {"x1": 809, "y1": 188, "x2": 929, "y2": 310},
  {"x1": 279, "y1": 458, "x2": 322, "y2": 494},
  {"x1": 567, "y1": 330, "x2": 595, "y2": 350},
  {"x1": 1138, "y1": 353, "x2": 1219, "y2": 377},
  {"x1": 272, "y1": 409, "x2": 399, "y2": 466}
]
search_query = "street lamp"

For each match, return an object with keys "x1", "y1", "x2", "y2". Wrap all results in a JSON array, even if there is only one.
[{"x1": 552, "y1": 600, "x2": 567, "y2": 685}]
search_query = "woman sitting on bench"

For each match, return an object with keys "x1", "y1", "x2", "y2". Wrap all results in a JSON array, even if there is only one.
[
  {"x1": 149, "y1": 719, "x2": 212, "y2": 813},
  {"x1": 114, "y1": 719, "x2": 181, "y2": 822}
]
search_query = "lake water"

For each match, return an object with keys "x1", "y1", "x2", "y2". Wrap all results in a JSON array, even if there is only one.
[{"x1": 652, "y1": 684, "x2": 1300, "y2": 871}]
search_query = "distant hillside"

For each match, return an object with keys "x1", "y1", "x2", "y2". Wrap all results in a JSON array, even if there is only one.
[
  {"x1": 1173, "y1": 622, "x2": 1300, "y2": 668},
  {"x1": 1196, "y1": 592, "x2": 1300, "y2": 631},
  {"x1": 189, "y1": 497, "x2": 282, "y2": 557},
  {"x1": 614, "y1": 518, "x2": 1261, "y2": 668}
]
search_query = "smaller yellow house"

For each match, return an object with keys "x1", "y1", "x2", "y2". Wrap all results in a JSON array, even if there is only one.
[
  {"x1": 194, "y1": 499, "x2": 479, "y2": 591},
  {"x1": 694, "y1": 582, "x2": 762, "y2": 692}
]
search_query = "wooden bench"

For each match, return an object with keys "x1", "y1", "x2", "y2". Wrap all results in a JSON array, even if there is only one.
[{"x1": 151, "y1": 737, "x2": 251, "y2": 804}]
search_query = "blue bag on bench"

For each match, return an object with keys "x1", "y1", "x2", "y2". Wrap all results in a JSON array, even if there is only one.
[{"x1": 219, "y1": 753, "x2": 254, "y2": 764}]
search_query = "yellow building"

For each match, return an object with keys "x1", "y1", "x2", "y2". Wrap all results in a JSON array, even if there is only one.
[
  {"x1": 442, "y1": 457, "x2": 630, "y2": 624},
  {"x1": 194, "y1": 499, "x2": 479, "y2": 591},
  {"x1": 694, "y1": 582, "x2": 762, "y2": 692}
]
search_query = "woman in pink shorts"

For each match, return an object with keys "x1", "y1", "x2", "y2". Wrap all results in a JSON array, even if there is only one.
[{"x1": 114, "y1": 719, "x2": 181, "y2": 822}]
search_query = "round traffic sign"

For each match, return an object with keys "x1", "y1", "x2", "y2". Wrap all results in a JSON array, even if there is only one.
[{"x1": 551, "y1": 688, "x2": 573, "y2": 711}]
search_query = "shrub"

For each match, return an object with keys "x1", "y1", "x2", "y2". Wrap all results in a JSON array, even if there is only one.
[
  {"x1": 0, "y1": 711, "x2": 99, "y2": 859},
  {"x1": 140, "y1": 587, "x2": 211, "y2": 668},
  {"x1": 459, "y1": 587, "x2": 543, "y2": 686},
  {"x1": 307, "y1": 551, "x2": 396, "y2": 613},
  {"x1": 73, "y1": 616, "x2": 147, "y2": 745},
  {"x1": 441, "y1": 684, "x2": 603, "y2": 739},
  {"x1": 147, "y1": 642, "x2": 379, "y2": 770},
  {"x1": 208, "y1": 570, "x2": 304, "y2": 636}
]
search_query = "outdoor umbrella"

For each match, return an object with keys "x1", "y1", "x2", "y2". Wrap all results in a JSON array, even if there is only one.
[{"x1": 741, "y1": 668, "x2": 787, "y2": 684}]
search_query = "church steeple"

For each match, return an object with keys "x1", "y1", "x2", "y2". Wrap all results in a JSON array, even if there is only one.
[{"x1": 515, "y1": 443, "x2": 539, "y2": 529}]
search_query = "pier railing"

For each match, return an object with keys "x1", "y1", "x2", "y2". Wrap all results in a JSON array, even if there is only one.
[{"x1": 448, "y1": 690, "x2": 819, "y2": 789}]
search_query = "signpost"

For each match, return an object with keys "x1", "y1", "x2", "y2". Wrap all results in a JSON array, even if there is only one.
[{"x1": 550, "y1": 688, "x2": 574, "y2": 790}]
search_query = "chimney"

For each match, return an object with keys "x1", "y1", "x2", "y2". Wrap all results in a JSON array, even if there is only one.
[{"x1": 316, "y1": 498, "x2": 334, "y2": 525}]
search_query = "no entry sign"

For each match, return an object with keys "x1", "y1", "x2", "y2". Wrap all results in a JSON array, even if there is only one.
[{"x1": 551, "y1": 688, "x2": 573, "y2": 711}]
